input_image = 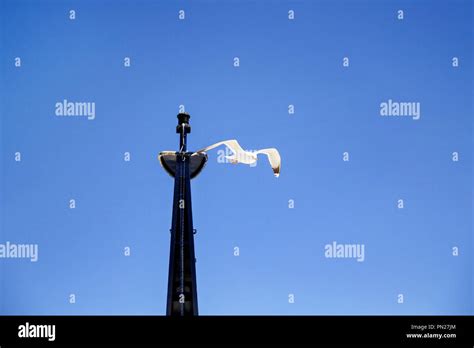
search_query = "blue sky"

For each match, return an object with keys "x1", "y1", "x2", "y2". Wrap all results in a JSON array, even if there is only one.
[{"x1": 0, "y1": 0, "x2": 472, "y2": 315}]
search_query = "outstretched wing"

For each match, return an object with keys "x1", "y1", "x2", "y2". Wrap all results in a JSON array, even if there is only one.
[
  {"x1": 255, "y1": 148, "x2": 281, "y2": 177},
  {"x1": 196, "y1": 139, "x2": 245, "y2": 156}
]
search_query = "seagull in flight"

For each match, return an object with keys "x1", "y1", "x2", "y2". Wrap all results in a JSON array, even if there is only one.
[{"x1": 196, "y1": 139, "x2": 281, "y2": 177}]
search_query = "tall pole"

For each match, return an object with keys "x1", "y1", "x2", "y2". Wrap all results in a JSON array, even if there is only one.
[{"x1": 166, "y1": 113, "x2": 199, "y2": 316}]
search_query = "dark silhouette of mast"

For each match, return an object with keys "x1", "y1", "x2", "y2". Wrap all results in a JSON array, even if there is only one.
[{"x1": 165, "y1": 113, "x2": 199, "y2": 316}]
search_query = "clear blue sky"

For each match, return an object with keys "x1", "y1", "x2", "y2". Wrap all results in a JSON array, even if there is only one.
[{"x1": 0, "y1": 0, "x2": 472, "y2": 315}]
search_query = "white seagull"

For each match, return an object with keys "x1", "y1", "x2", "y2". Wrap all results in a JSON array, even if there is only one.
[{"x1": 196, "y1": 139, "x2": 281, "y2": 177}]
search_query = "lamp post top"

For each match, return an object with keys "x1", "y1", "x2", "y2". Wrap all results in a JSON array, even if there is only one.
[
  {"x1": 177, "y1": 112, "x2": 190, "y2": 126},
  {"x1": 176, "y1": 113, "x2": 191, "y2": 134},
  {"x1": 158, "y1": 112, "x2": 208, "y2": 180},
  {"x1": 176, "y1": 113, "x2": 191, "y2": 152}
]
